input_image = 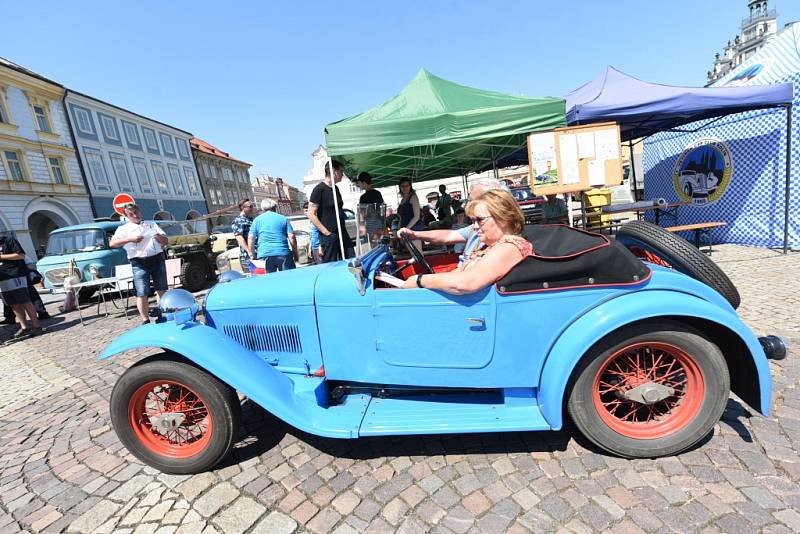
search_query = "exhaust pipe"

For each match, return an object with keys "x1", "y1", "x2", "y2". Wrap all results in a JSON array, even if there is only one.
[{"x1": 759, "y1": 335, "x2": 788, "y2": 361}]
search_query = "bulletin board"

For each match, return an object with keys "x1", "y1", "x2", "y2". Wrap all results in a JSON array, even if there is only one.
[{"x1": 527, "y1": 122, "x2": 623, "y2": 196}]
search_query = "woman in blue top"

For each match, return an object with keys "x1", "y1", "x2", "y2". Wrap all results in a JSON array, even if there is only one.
[{"x1": 248, "y1": 199, "x2": 299, "y2": 273}]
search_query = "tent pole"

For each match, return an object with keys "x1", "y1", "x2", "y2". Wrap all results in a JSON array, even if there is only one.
[
  {"x1": 328, "y1": 157, "x2": 346, "y2": 259},
  {"x1": 628, "y1": 139, "x2": 640, "y2": 201},
  {"x1": 783, "y1": 103, "x2": 792, "y2": 254}
]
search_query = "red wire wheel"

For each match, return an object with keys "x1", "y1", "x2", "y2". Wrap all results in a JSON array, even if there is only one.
[
  {"x1": 111, "y1": 358, "x2": 241, "y2": 474},
  {"x1": 628, "y1": 246, "x2": 673, "y2": 269},
  {"x1": 592, "y1": 342, "x2": 704, "y2": 439},
  {"x1": 128, "y1": 380, "x2": 214, "y2": 458}
]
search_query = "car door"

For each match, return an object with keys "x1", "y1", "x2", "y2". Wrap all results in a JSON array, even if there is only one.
[{"x1": 372, "y1": 284, "x2": 496, "y2": 380}]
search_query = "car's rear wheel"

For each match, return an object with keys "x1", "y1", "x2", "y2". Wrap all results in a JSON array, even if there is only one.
[
  {"x1": 110, "y1": 358, "x2": 240, "y2": 474},
  {"x1": 567, "y1": 320, "x2": 729, "y2": 458},
  {"x1": 180, "y1": 257, "x2": 209, "y2": 292},
  {"x1": 616, "y1": 220, "x2": 740, "y2": 309}
]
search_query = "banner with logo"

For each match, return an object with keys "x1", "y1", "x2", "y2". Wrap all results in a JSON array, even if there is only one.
[{"x1": 643, "y1": 24, "x2": 800, "y2": 249}]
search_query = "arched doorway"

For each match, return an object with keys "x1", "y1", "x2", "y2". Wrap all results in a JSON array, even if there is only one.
[
  {"x1": 24, "y1": 198, "x2": 81, "y2": 259},
  {"x1": 186, "y1": 210, "x2": 202, "y2": 220},
  {"x1": 154, "y1": 211, "x2": 173, "y2": 221}
]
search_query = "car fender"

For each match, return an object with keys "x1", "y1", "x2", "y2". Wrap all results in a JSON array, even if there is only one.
[
  {"x1": 100, "y1": 322, "x2": 356, "y2": 438},
  {"x1": 538, "y1": 289, "x2": 771, "y2": 430}
]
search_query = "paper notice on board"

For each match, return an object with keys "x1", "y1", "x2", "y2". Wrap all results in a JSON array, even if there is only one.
[
  {"x1": 588, "y1": 160, "x2": 605, "y2": 186},
  {"x1": 594, "y1": 129, "x2": 618, "y2": 161},
  {"x1": 577, "y1": 132, "x2": 595, "y2": 159},
  {"x1": 560, "y1": 134, "x2": 580, "y2": 184},
  {"x1": 529, "y1": 132, "x2": 559, "y2": 186}
]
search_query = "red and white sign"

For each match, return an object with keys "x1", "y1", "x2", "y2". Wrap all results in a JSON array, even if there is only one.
[{"x1": 112, "y1": 194, "x2": 136, "y2": 216}]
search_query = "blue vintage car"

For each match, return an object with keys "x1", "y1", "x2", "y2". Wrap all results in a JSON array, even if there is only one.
[{"x1": 101, "y1": 222, "x2": 786, "y2": 474}]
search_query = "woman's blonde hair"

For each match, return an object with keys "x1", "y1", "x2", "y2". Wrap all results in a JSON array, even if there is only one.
[{"x1": 466, "y1": 189, "x2": 525, "y2": 235}]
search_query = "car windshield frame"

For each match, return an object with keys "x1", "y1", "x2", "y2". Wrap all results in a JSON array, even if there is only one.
[{"x1": 45, "y1": 228, "x2": 109, "y2": 256}]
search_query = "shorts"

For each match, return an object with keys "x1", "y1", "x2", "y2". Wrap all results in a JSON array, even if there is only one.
[
  {"x1": 0, "y1": 276, "x2": 31, "y2": 306},
  {"x1": 130, "y1": 253, "x2": 168, "y2": 297}
]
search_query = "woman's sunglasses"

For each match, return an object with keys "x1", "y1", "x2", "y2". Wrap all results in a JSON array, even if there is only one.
[{"x1": 468, "y1": 215, "x2": 493, "y2": 225}]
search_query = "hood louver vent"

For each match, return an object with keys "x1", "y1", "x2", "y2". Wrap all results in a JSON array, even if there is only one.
[{"x1": 223, "y1": 324, "x2": 302, "y2": 353}]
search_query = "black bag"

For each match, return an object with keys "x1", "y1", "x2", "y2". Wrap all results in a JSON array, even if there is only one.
[{"x1": 28, "y1": 268, "x2": 43, "y2": 286}]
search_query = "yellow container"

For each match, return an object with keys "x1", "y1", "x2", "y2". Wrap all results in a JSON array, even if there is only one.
[{"x1": 582, "y1": 188, "x2": 612, "y2": 225}]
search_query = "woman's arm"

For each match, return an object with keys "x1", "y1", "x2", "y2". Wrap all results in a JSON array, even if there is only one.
[
  {"x1": 403, "y1": 194, "x2": 421, "y2": 229},
  {"x1": 401, "y1": 242, "x2": 523, "y2": 295}
]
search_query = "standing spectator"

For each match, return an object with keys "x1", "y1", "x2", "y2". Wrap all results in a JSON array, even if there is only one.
[
  {"x1": 309, "y1": 222, "x2": 322, "y2": 264},
  {"x1": 357, "y1": 172, "x2": 384, "y2": 205},
  {"x1": 3, "y1": 255, "x2": 48, "y2": 324},
  {"x1": 435, "y1": 184, "x2": 453, "y2": 223},
  {"x1": 0, "y1": 233, "x2": 42, "y2": 338},
  {"x1": 397, "y1": 177, "x2": 423, "y2": 250},
  {"x1": 249, "y1": 198, "x2": 298, "y2": 273},
  {"x1": 109, "y1": 203, "x2": 169, "y2": 326},
  {"x1": 231, "y1": 198, "x2": 257, "y2": 270},
  {"x1": 542, "y1": 194, "x2": 568, "y2": 223},
  {"x1": 308, "y1": 160, "x2": 354, "y2": 262}
]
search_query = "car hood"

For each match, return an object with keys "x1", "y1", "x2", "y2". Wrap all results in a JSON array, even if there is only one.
[
  {"x1": 37, "y1": 249, "x2": 119, "y2": 270},
  {"x1": 205, "y1": 262, "x2": 334, "y2": 311}
]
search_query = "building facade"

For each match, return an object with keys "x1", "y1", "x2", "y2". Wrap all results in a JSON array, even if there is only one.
[
  {"x1": 65, "y1": 90, "x2": 207, "y2": 221},
  {"x1": 707, "y1": 0, "x2": 778, "y2": 85},
  {"x1": 0, "y1": 58, "x2": 93, "y2": 258},
  {"x1": 251, "y1": 175, "x2": 294, "y2": 215},
  {"x1": 191, "y1": 137, "x2": 253, "y2": 227}
]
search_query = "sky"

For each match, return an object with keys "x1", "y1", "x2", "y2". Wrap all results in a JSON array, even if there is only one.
[{"x1": 3, "y1": 0, "x2": 800, "y2": 189}]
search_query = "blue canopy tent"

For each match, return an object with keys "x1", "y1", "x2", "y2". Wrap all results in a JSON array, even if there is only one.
[{"x1": 564, "y1": 66, "x2": 794, "y2": 251}]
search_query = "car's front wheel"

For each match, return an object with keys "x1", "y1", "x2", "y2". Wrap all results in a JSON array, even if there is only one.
[
  {"x1": 110, "y1": 358, "x2": 240, "y2": 474},
  {"x1": 568, "y1": 320, "x2": 729, "y2": 458}
]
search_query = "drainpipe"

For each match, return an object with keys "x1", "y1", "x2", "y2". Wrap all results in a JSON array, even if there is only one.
[{"x1": 63, "y1": 91, "x2": 98, "y2": 220}]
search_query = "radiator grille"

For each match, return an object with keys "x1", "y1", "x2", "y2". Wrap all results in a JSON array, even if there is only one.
[
  {"x1": 44, "y1": 267, "x2": 81, "y2": 286},
  {"x1": 223, "y1": 324, "x2": 302, "y2": 353}
]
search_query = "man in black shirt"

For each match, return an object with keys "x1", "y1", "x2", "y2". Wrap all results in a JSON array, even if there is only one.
[
  {"x1": 308, "y1": 160, "x2": 354, "y2": 262},
  {"x1": 0, "y1": 234, "x2": 42, "y2": 338},
  {"x1": 357, "y1": 172, "x2": 384, "y2": 205}
]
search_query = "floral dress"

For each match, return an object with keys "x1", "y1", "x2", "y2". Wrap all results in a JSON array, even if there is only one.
[{"x1": 461, "y1": 234, "x2": 533, "y2": 272}]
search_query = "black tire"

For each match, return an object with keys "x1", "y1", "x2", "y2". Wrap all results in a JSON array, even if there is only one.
[
  {"x1": 568, "y1": 320, "x2": 730, "y2": 458},
  {"x1": 616, "y1": 220, "x2": 740, "y2": 309},
  {"x1": 110, "y1": 358, "x2": 240, "y2": 474},
  {"x1": 180, "y1": 257, "x2": 209, "y2": 292},
  {"x1": 77, "y1": 287, "x2": 97, "y2": 303},
  {"x1": 683, "y1": 183, "x2": 693, "y2": 197}
]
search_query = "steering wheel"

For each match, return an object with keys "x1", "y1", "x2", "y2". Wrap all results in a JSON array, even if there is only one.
[{"x1": 399, "y1": 233, "x2": 434, "y2": 274}]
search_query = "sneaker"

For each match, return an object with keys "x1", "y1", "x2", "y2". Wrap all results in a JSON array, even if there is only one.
[
  {"x1": 13, "y1": 328, "x2": 31, "y2": 339},
  {"x1": 141, "y1": 319, "x2": 150, "y2": 326},
  {"x1": 38, "y1": 312, "x2": 51, "y2": 320},
  {"x1": 28, "y1": 326, "x2": 43, "y2": 337}
]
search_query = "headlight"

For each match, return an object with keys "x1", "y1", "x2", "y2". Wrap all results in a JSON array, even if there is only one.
[
  {"x1": 88, "y1": 264, "x2": 102, "y2": 279},
  {"x1": 158, "y1": 288, "x2": 199, "y2": 325},
  {"x1": 217, "y1": 270, "x2": 244, "y2": 284},
  {"x1": 216, "y1": 254, "x2": 231, "y2": 272}
]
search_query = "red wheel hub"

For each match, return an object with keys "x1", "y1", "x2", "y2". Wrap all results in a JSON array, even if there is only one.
[
  {"x1": 128, "y1": 380, "x2": 213, "y2": 458},
  {"x1": 592, "y1": 342, "x2": 704, "y2": 439},
  {"x1": 629, "y1": 246, "x2": 673, "y2": 269}
]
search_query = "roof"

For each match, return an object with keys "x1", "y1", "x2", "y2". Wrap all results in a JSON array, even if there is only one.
[
  {"x1": 565, "y1": 66, "x2": 793, "y2": 141},
  {"x1": 0, "y1": 56, "x2": 63, "y2": 88},
  {"x1": 50, "y1": 221, "x2": 123, "y2": 233},
  {"x1": 190, "y1": 137, "x2": 252, "y2": 166}
]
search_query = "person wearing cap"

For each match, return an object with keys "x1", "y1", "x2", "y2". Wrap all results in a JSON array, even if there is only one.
[{"x1": 109, "y1": 203, "x2": 169, "y2": 325}]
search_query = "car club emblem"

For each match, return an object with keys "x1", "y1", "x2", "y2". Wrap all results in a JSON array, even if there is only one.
[{"x1": 672, "y1": 137, "x2": 733, "y2": 206}]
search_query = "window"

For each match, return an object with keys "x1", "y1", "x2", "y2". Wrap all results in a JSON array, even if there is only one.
[
  {"x1": 150, "y1": 160, "x2": 170, "y2": 195},
  {"x1": 48, "y1": 157, "x2": 67, "y2": 184},
  {"x1": 98, "y1": 113, "x2": 121, "y2": 145},
  {"x1": 33, "y1": 105, "x2": 51, "y2": 133},
  {"x1": 0, "y1": 89, "x2": 9, "y2": 124},
  {"x1": 176, "y1": 138, "x2": 190, "y2": 160},
  {"x1": 222, "y1": 167, "x2": 234, "y2": 181},
  {"x1": 167, "y1": 164, "x2": 185, "y2": 195},
  {"x1": 69, "y1": 104, "x2": 97, "y2": 139},
  {"x1": 131, "y1": 157, "x2": 153, "y2": 193},
  {"x1": 3, "y1": 151, "x2": 26, "y2": 181},
  {"x1": 110, "y1": 153, "x2": 134, "y2": 192},
  {"x1": 142, "y1": 127, "x2": 160, "y2": 154},
  {"x1": 202, "y1": 161, "x2": 211, "y2": 177},
  {"x1": 183, "y1": 166, "x2": 199, "y2": 195},
  {"x1": 83, "y1": 148, "x2": 111, "y2": 191},
  {"x1": 159, "y1": 133, "x2": 176, "y2": 157},
  {"x1": 122, "y1": 120, "x2": 142, "y2": 149}
]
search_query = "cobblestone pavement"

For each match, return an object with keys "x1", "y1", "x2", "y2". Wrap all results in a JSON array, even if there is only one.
[{"x1": 1, "y1": 245, "x2": 799, "y2": 533}]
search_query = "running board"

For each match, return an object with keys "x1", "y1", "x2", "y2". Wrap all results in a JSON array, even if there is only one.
[{"x1": 357, "y1": 388, "x2": 550, "y2": 436}]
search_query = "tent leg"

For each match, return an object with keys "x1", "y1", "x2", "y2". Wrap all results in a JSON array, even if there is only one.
[
  {"x1": 628, "y1": 140, "x2": 640, "y2": 201},
  {"x1": 784, "y1": 104, "x2": 792, "y2": 254}
]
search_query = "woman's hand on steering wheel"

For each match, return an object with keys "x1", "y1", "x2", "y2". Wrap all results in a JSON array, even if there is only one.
[{"x1": 400, "y1": 233, "x2": 434, "y2": 274}]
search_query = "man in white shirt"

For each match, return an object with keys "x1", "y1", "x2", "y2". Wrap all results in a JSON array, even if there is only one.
[{"x1": 109, "y1": 203, "x2": 169, "y2": 325}]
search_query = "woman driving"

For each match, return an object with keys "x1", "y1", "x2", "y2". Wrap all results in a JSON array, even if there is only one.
[{"x1": 400, "y1": 190, "x2": 531, "y2": 294}]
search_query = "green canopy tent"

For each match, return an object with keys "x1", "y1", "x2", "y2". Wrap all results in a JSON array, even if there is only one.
[{"x1": 324, "y1": 69, "x2": 567, "y2": 188}]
